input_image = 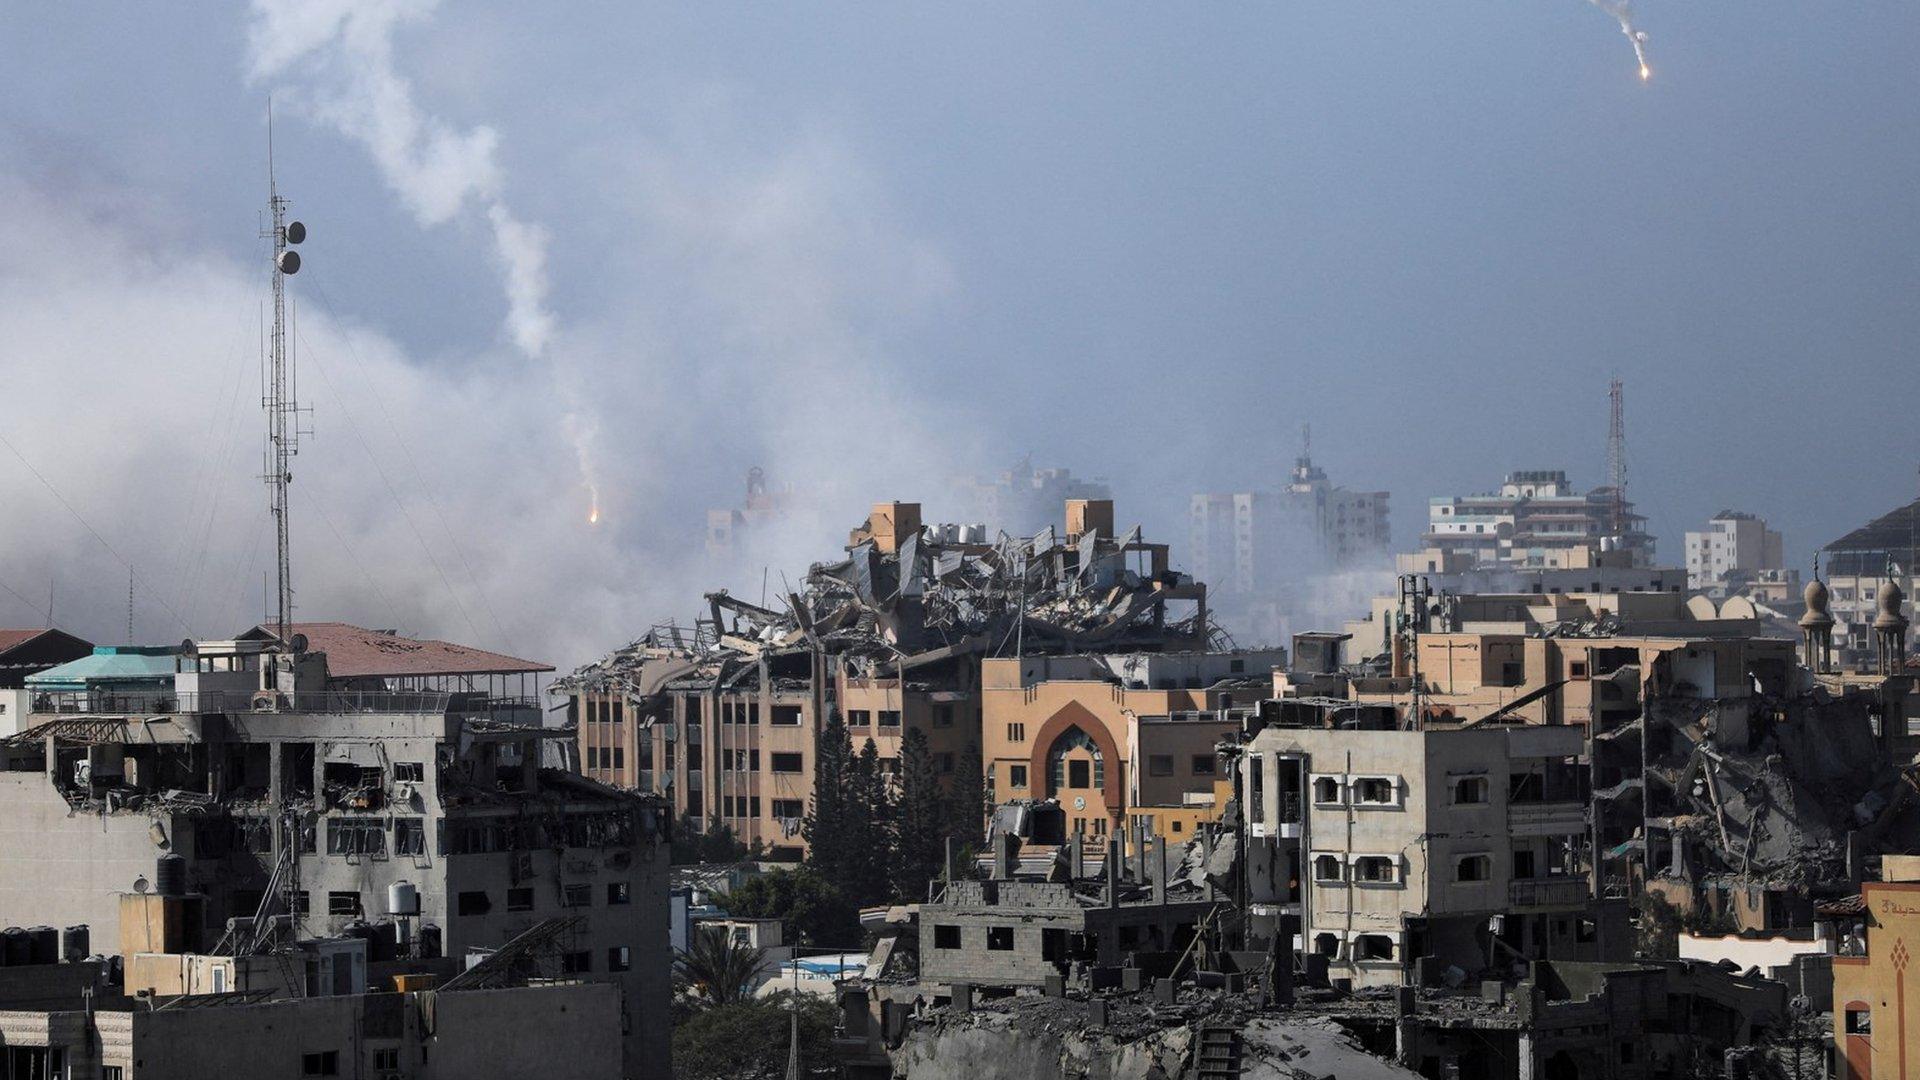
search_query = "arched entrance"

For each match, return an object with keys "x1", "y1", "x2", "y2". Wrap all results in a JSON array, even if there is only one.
[{"x1": 1027, "y1": 702, "x2": 1125, "y2": 835}]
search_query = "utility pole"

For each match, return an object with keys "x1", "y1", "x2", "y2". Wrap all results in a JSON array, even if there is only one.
[
  {"x1": 1607, "y1": 379, "x2": 1627, "y2": 539},
  {"x1": 261, "y1": 105, "x2": 309, "y2": 643}
]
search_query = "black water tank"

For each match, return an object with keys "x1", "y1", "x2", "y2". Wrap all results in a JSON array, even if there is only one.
[
  {"x1": 155, "y1": 854, "x2": 187, "y2": 897},
  {"x1": 25, "y1": 927, "x2": 56, "y2": 965},
  {"x1": 61, "y1": 925, "x2": 89, "y2": 963},
  {"x1": 2, "y1": 928, "x2": 30, "y2": 966},
  {"x1": 367, "y1": 921, "x2": 398, "y2": 962},
  {"x1": 417, "y1": 923, "x2": 442, "y2": 960}
]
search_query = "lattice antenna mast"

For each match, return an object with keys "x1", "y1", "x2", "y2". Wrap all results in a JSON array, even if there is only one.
[
  {"x1": 261, "y1": 104, "x2": 310, "y2": 642},
  {"x1": 1607, "y1": 379, "x2": 1627, "y2": 534}
]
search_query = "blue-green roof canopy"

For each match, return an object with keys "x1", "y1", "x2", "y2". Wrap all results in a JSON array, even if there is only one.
[{"x1": 24, "y1": 646, "x2": 178, "y2": 692}]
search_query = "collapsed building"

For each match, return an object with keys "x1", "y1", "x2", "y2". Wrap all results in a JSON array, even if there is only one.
[
  {"x1": 0, "y1": 628, "x2": 673, "y2": 1079},
  {"x1": 559, "y1": 498, "x2": 1229, "y2": 854}
]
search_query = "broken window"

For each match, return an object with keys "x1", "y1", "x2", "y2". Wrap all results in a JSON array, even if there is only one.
[
  {"x1": 327, "y1": 817, "x2": 385, "y2": 857},
  {"x1": 1354, "y1": 856, "x2": 1397, "y2": 884},
  {"x1": 394, "y1": 818, "x2": 426, "y2": 857},
  {"x1": 1453, "y1": 776, "x2": 1489, "y2": 805},
  {"x1": 327, "y1": 892, "x2": 362, "y2": 917},
  {"x1": 1313, "y1": 933, "x2": 1340, "y2": 957},
  {"x1": 1354, "y1": 935, "x2": 1395, "y2": 961},
  {"x1": 987, "y1": 927, "x2": 1014, "y2": 951},
  {"x1": 1313, "y1": 776, "x2": 1342, "y2": 805},
  {"x1": 607, "y1": 882, "x2": 631, "y2": 905},
  {"x1": 301, "y1": 1051, "x2": 340, "y2": 1077},
  {"x1": 507, "y1": 888, "x2": 534, "y2": 912},
  {"x1": 608, "y1": 946, "x2": 632, "y2": 972},
  {"x1": 1846, "y1": 1006, "x2": 1872, "y2": 1035},
  {"x1": 1512, "y1": 848, "x2": 1537, "y2": 879},
  {"x1": 1352, "y1": 777, "x2": 1397, "y2": 805},
  {"x1": 393, "y1": 762, "x2": 424, "y2": 783},
  {"x1": 561, "y1": 951, "x2": 591, "y2": 974},
  {"x1": 933, "y1": 925, "x2": 961, "y2": 949},
  {"x1": 1008, "y1": 765, "x2": 1028, "y2": 789},
  {"x1": 456, "y1": 891, "x2": 491, "y2": 916},
  {"x1": 1455, "y1": 855, "x2": 1492, "y2": 883},
  {"x1": 1191, "y1": 755, "x2": 1216, "y2": 776},
  {"x1": 563, "y1": 884, "x2": 592, "y2": 908},
  {"x1": 1312, "y1": 854, "x2": 1343, "y2": 882},
  {"x1": 771, "y1": 752, "x2": 803, "y2": 774},
  {"x1": 771, "y1": 706, "x2": 802, "y2": 727}
]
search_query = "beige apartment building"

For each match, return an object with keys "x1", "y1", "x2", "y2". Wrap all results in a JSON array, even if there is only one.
[{"x1": 980, "y1": 650, "x2": 1282, "y2": 840}]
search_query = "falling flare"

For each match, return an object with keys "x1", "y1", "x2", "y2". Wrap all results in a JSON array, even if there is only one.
[
  {"x1": 587, "y1": 484, "x2": 601, "y2": 526},
  {"x1": 1586, "y1": 0, "x2": 1654, "y2": 83},
  {"x1": 588, "y1": 504, "x2": 599, "y2": 526}
]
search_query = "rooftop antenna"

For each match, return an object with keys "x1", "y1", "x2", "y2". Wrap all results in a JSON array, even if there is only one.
[
  {"x1": 126, "y1": 570, "x2": 134, "y2": 644},
  {"x1": 1302, "y1": 422, "x2": 1311, "y2": 462},
  {"x1": 261, "y1": 99, "x2": 310, "y2": 644},
  {"x1": 1606, "y1": 378, "x2": 1627, "y2": 537}
]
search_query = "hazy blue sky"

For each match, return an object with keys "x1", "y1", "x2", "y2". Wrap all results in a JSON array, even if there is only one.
[{"x1": 2, "y1": 2, "x2": 1916, "y2": 662}]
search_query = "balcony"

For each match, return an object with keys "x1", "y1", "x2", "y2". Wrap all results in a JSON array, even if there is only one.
[
  {"x1": 1509, "y1": 877, "x2": 1589, "y2": 909},
  {"x1": 29, "y1": 689, "x2": 452, "y2": 716},
  {"x1": 1507, "y1": 800, "x2": 1588, "y2": 837}
]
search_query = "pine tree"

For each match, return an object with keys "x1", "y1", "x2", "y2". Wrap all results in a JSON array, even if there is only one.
[
  {"x1": 891, "y1": 728, "x2": 947, "y2": 901},
  {"x1": 843, "y1": 738, "x2": 895, "y2": 905},
  {"x1": 945, "y1": 741, "x2": 987, "y2": 850},
  {"x1": 802, "y1": 710, "x2": 854, "y2": 881}
]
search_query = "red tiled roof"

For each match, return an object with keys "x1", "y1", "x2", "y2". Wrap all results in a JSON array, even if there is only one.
[
  {"x1": 0, "y1": 630, "x2": 52, "y2": 655},
  {"x1": 254, "y1": 622, "x2": 552, "y2": 679}
]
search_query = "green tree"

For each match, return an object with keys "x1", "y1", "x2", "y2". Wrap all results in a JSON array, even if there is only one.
[
  {"x1": 945, "y1": 740, "x2": 987, "y2": 848},
  {"x1": 801, "y1": 711, "x2": 854, "y2": 880},
  {"x1": 843, "y1": 737, "x2": 895, "y2": 905},
  {"x1": 675, "y1": 924, "x2": 768, "y2": 1008},
  {"x1": 672, "y1": 994, "x2": 838, "y2": 1080},
  {"x1": 891, "y1": 728, "x2": 947, "y2": 901},
  {"x1": 671, "y1": 813, "x2": 760, "y2": 865},
  {"x1": 719, "y1": 866, "x2": 861, "y2": 948}
]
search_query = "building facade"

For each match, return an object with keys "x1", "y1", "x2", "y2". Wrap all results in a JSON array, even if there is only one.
[
  {"x1": 1424, "y1": 470, "x2": 1653, "y2": 570},
  {"x1": 1684, "y1": 510, "x2": 1784, "y2": 590}
]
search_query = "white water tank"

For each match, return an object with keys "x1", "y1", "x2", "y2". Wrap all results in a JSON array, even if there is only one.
[{"x1": 387, "y1": 881, "x2": 420, "y2": 917}]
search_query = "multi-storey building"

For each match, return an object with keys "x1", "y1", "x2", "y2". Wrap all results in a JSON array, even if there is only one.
[
  {"x1": 1684, "y1": 510, "x2": 1784, "y2": 590},
  {"x1": 979, "y1": 650, "x2": 1281, "y2": 841},
  {"x1": 566, "y1": 498, "x2": 1214, "y2": 856},
  {"x1": 1238, "y1": 719, "x2": 1622, "y2": 989},
  {"x1": 1424, "y1": 470, "x2": 1653, "y2": 570},
  {"x1": 951, "y1": 460, "x2": 1111, "y2": 537},
  {"x1": 0, "y1": 629, "x2": 671, "y2": 1079},
  {"x1": 1822, "y1": 496, "x2": 1918, "y2": 666},
  {"x1": 1189, "y1": 453, "x2": 1390, "y2": 594}
]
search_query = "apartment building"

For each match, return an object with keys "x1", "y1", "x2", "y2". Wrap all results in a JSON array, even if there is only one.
[
  {"x1": 0, "y1": 630, "x2": 671, "y2": 1079},
  {"x1": 1189, "y1": 453, "x2": 1390, "y2": 595},
  {"x1": 1424, "y1": 470, "x2": 1653, "y2": 570},
  {"x1": 1684, "y1": 510, "x2": 1785, "y2": 590},
  {"x1": 979, "y1": 649, "x2": 1284, "y2": 840},
  {"x1": 1238, "y1": 720, "x2": 1622, "y2": 989},
  {"x1": 1822, "y1": 496, "x2": 1918, "y2": 666}
]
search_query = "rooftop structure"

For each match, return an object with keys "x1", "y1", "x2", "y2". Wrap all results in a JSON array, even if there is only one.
[{"x1": 1424, "y1": 469, "x2": 1654, "y2": 571}]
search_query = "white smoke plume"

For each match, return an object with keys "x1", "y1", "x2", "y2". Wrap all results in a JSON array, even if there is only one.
[{"x1": 1587, "y1": 0, "x2": 1653, "y2": 81}]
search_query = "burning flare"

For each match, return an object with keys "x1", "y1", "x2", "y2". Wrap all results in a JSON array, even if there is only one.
[
  {"x1": 1587, "y1": 0, "x2": 1653, "y2": 82},
  {"x1": 587, "y1": 484, "x2": 601, "y2": 525}
]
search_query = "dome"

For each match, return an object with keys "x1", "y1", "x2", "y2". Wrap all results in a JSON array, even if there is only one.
[
  {"x1": 1800, "y1": 578, "x2": 1834, "y2": 628},
  {"x1": 1875, "y1": 579, "x2": 1909, "y2": 630}
]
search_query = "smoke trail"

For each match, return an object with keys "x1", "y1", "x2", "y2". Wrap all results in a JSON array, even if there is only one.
[
  {"x1": 1587, "y1": 0, "x2": 1652, "y2": 81},
  {"x1": 247, "y1": 0, "x2": 597, "y2": 513}
]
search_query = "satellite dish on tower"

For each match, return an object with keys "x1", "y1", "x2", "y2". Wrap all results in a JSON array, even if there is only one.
[
  {"x1": 290, "y1": 633, "x2": 308, "y2": 654},
  {"x1": 285, "y1": 221, "x2": 306, "y2": 244},
  {"x1": 276, "y1": 250, "x2": 301, "y2": 275}
]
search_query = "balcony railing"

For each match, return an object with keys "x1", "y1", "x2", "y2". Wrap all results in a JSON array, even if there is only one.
[
  {"x1": 1509, "y1": 877, "x2": 1589, "y2": 908},
  {"x1": 29, "y1": 689, "x2": 452, "y2": 716}
]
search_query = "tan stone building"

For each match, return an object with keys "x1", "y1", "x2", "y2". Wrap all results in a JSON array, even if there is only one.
[
  {"x1": 1832, "y1": 858, "x2": 1920, "y2": 1080},
  {"x1": 980, "y1": 650, "x2": 1282, "y2": 840}
]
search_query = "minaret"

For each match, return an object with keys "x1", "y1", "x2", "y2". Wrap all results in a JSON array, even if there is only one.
[
  {"x1": 1873, "y1": 558, "x2": 1909, "y2": 676},
  {"x1": 1799, "y1": 555, "x2": 1835, "y2": 674}
]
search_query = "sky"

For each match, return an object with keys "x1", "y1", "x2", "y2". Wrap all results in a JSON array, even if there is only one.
[{"x1": 1, "y1": 1, "x2": 1916, "y2": 670}]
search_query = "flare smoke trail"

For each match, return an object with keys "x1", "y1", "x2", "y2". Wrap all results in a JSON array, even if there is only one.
[
  {"x1": 246, "y1": 0, "x2": 601, "y2": 521},
  {"x1": 1587, "y1": 0, "x2": 1652, "y2": 81}
]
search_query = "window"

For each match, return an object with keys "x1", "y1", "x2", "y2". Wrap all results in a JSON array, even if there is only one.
[
  {"x1": 934, "y1": 706, "x2": 954, "y2": 728},
  {"x1": 1148, "y1": 755, "x2": 1175, "y2": 777},
  {"x1": 561, "y1": 951, "x2": 591, "y2": 974},
  {"x1": 1007, "y1": 723, "x2": 1026, "y2": 742},
  {"x1": 771, "y1": 706, "x2": 803, "y2": 726},
  {"x1": 301, "y1": 1051, "x2": 340, "y2": 1077},
  {"x1": 393, "y1": 762, "x2": 424, "y2": 783},
  {"x1": 608, "y1": 946, "x2": 632, "y2": 972},
  {"x1": 1453, "y1": 777, "x2": 1489, "y2": 805},
  {"x1": 327, "y1": 891, "x2": 362, "y2": 917},
  {"x1": 1191, "y1": 755, "x2": 1217, "y2": 776},
  {"x1": 1354, "y1": 856, "x2": 1398, "y2": 884},
  {"x1": 607, "y1": 882, "x2": 630, "y2": 905},
  {"x1": 454, "y1": 889, "x2": 495, "y2": 917},
  {"x1": 1312, "y1": 854, "x2": 1344, "y2": 882},
  {"x1": 771, "y1": 752, "x2": 803, "y2": 774},
  {"x1": 1352, "y1": 777, "x2": 1397, "y2": 805},
  {"x1": 987, "y1": 926, "x2": 1014, "y2": 951},
  {"x1": 394, "y1": 818, "x2": 426, "y2": 856},
  {"x1": 612, "y1": 747, "x2": 624, "y2": 770},
  {"x1": 1846, "y1": 1006, "x2": 1872, "y2": 1035},
  {"x1": 373, "y1": 1049, "x2": 399, "y2": 1070},
  {"x1": 937, "y1": 753, "x2": 955, "y2": 775},
  {"x1": 1354, "y1": 934, "x2": 1395, "y2": 961},
  {"x1": 878, "y1": 710, "x2": 901, "y2": 728},
  {"x1": 563, "y1": 884, "x2": 592, "y2": 907},
  {"x1": 507, "y1": 887, "x2": 534, "y2": 912},
  {"x1": 1313, "y1": 933, "x2": 1340, "y2": 957},
  {"x1": 772, "y1": 799, "x2": 804, "y2": 820},
  {"x1": 1008, "y1": 764, "x2": 1028, "y2": 789},
  {"x1": 1456, "y1": 855, "x2": 1492, "y2": 883},
  {"x1": 934, "y1": 925, "x2": 962, "y2": 949},
  {"x1": 1312, "y1": 776, "x2": 1343, "y2": 804},
  {"x1": 1068, "y1": 760, "x2": 1091, "y2": 788},
  {"x1": 847, "y1": 709, "x2": 872, "y2": 728},
  {"x1": 328, "y1": 817, "x2": 386, "y2": 856},
  {"x1": 1513, "y1": 849, "x2": 1537, "y2": 879},
  {"x1": 1570, "y1": 661, "x2": 1589, "y2": 679}
]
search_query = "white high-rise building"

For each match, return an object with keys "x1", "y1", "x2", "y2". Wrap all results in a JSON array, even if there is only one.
[{"x1": 1684, "y1": 511, "x2": 1785, "y2": 590}]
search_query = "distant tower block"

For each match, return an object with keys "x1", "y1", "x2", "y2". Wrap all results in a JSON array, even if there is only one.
[
  {"x1": 1800, "y1": 560, "x2": 1835, "y2": 674},
  {"x1": 1873, "y1": 567, "x2": 1909, "y2": 676}
]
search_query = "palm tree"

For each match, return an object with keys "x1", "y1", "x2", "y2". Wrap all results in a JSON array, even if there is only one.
[{"x1": 675, "y1": 925, "x2": 768, "y2": 1008}]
